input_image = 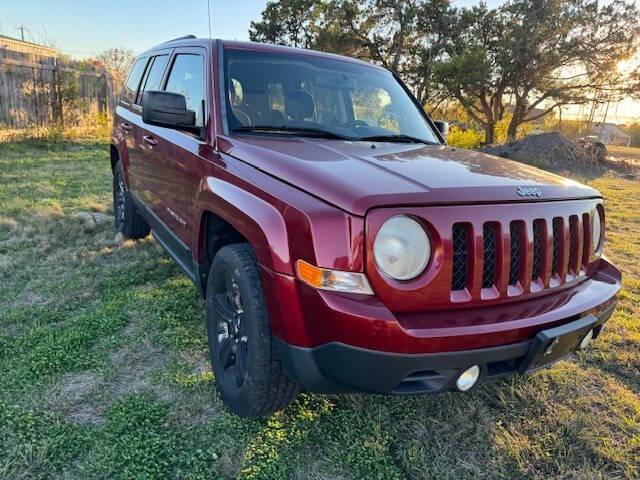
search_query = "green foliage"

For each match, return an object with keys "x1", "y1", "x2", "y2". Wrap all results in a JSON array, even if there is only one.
[
  {"x1": 623, "y1": 122, "x2": 640, "y2": 147},
  {"x1": 0, "y1": 402, "x2": 90, "y2": 478},
  {"x1": 435, "y1": 0, "x2": 640, "y2": 142},
  {"x1": 447, "y1": 126, "x2": 484, "y2": 149},
  {"x1": 249, "y1": 0, "x2": 323, "y2": 48},
  {"x1": 97, "y1": 396, "x2": 175, "y2": 479},
  {"x1": 251, "y1": 0, "x2": 640, "y2": 144}
]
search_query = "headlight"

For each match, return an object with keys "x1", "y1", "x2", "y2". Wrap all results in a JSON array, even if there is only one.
[
  {"x1": 592, "y1": 208, "x2": 603, "y2": 254},
  {"x1": 373, "y1": 216, "x2": 430, "y2": 280}
]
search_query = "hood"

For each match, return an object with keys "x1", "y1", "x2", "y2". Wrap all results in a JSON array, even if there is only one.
[{"x1": 220, "y1": 135, "x2": 600, "y2": 216}]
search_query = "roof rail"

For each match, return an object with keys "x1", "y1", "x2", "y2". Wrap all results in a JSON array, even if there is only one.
[{"x1": 161, "y1": 34, "x2": 197, "y2": 44}]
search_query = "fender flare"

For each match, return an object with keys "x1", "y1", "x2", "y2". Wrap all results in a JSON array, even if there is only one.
[{"x1": 193, "y1": 176, "x2": 292, "y2": 275}]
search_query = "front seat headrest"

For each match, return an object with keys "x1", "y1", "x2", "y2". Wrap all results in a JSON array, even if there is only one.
[{"x1": 284, "y1": 90, "x2": 315, "y2": 120}]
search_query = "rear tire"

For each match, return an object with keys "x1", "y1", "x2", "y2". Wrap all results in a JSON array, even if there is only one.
[
  {"x1": 112, "y1": 160, "x2": 150, "y2": 239},
  {"x1": 205, "y1": 243, "x2": 299, "y2": 417}
]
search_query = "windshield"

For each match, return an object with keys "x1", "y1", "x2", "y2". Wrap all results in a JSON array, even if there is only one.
[{"x1": 222, "y1": 48, "x2": 440, "y2": 144}]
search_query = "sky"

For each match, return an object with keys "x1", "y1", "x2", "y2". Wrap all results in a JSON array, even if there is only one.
[
  {"x1": 1, "y1": 0, "x2": 637, "y2": 123},
  {"x1": 0, "y1": 0, "x2": 264, "y2": 56}
]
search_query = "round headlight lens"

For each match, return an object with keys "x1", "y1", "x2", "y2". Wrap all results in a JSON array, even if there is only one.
[
  {"x1": 373, "y1": 216, "x2": 430, "y2": 280},
  {"x1": 592, "y1": 209, "x2": 602, "y2": 254}
]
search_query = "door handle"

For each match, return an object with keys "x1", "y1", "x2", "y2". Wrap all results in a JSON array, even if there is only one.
[
  {"x1": 142, "y1": 135, "x2": 158, "y2": 147},
  {"x1": 120, "y1": 122, "x2": 132, "y2": 132}
]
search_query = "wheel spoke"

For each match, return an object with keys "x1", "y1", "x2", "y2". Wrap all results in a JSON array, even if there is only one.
[
  {"x1": 236, "y1": 340, "x2": 248, "y2": 378},
  {"x1": 218, "y1": 336, "x2": 235, "y2": 370},
  {"x1": 214, "y1": 293, "x2": 235, "y2": 322},
  {"x1": 212, "y1": 262, "x2": 248, "y2": 390},
  {"x1": 224, "y1": 271, "x2": 235, "y2": 305}
]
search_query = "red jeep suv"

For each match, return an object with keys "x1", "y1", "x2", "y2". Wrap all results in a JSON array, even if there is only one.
[{"x1": 110, "y1": 36, "x2": 621, "y2": 417}]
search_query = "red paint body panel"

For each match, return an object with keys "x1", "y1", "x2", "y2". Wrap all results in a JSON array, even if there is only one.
[
  {"x1": 111, "y1": 38, "x2": 621, "y2": 362},
  {"x1": 364, "y1": 198, "x2": 603, "y2": 312},
  {"x1": 220, "y1": 136, "x2": 600, "y2": 216}
]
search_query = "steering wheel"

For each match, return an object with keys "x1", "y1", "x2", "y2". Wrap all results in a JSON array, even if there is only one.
[
  {"x1": 379, "y1": 110, "x2": 402, "y2": 129},
  {"x1": 341, "y1": 119, "x2": 370, "y2": 130}
]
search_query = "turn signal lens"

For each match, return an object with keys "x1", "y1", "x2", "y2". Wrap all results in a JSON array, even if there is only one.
[{"x1": 296, "y1": 260, "x2": 374, "y2": 295}]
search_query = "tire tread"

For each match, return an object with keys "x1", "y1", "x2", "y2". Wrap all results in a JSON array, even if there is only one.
[
  {"x1": 113, "y1": 160, "x2": 150, "y2": 240},
  {"x1": 207, "y1": 243, "x2": 299, "y2": 417}
]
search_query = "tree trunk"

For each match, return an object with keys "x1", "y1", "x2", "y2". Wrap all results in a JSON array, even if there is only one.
[
  {"x1": 484, "y1": 122, "x2": 496, "y2": 144},
  {"x1": 506, "y1": 116, "x2": 520, "y2": 142}
]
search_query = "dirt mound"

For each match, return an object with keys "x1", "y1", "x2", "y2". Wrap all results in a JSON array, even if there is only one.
[{"x1": 480, "y1": 131, "x2": 602, "y2": 173}]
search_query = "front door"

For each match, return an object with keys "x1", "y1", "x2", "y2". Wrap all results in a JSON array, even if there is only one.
[{"x1": 138, "y1": 48, "x2": 206, "y2": 246}]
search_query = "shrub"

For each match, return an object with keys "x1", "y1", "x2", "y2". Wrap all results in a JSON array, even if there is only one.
[{"x1": 447, "y1": 126, "x2": 484, "y2": 149}]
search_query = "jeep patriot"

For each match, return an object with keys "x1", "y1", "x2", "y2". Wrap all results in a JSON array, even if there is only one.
[{"x1": 110, "y1": 35, "x2": 621, "y2": 417}]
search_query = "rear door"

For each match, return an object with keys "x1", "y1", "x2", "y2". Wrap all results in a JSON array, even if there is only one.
[
  {"x1": 114, "y1": 56, "x2": 148, "y2": 193},
  {"x1": 139, "y1": 47, "x2": 206, "y2": 246}
]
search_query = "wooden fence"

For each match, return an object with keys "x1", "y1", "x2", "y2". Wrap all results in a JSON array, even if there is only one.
[{"x1": 0, "y1": 47, "x2": 122, "y2": 128}]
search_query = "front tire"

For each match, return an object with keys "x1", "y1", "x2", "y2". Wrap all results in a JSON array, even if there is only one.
[
  {"x1": 112, "y1": 160, "x2": 150, "y2": 239},
  {"x1": 206, "y1": 243, "x2": 299, "y2": 417}
]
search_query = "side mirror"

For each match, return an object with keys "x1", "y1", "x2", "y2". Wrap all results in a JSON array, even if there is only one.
[
  {"x1": 142, "y1": 90, "x2": 198, "y2": 133},
  {"x1": 434, "y1": 120, "x2": 449, "y2": 141}
]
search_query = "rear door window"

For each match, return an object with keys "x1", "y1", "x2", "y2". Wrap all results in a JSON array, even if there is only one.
[
  {"x1": 121, "y1": 58, "x2": 148, "y2": 105},
  {"x1": 136, "y1": 55, "x2": 169, "y2": 105},
  {"x1": 164, "y1": 54, "x2": 205, "y2": 127}
]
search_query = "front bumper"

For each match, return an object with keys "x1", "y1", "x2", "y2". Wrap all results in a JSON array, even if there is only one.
[{"x1": 275, "y1": 301, "x2": 617, "y2": 394}]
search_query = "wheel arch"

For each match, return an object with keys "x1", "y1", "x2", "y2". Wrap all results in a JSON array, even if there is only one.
[
  {"x1": 194, "y1": 177, "x2": 292, "y2": 282},
  {"x1": 110, "y1": 144, "x2": 119, "y2": 171}
]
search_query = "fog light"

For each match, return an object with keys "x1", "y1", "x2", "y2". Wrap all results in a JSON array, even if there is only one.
[
  {"x1": 456, "y1": 365, "x2": 480, "y2": 391},
  {"x1": 579, "y1": 329, "x2": 594, "y2": 350}
]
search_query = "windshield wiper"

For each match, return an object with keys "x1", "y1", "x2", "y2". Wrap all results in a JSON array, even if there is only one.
[
  {"x1": 232, "y1": 125, "x2": 352, "y2": 140},
  {"x1": 358, "y1": 134, "x2": 436, "y2": 145}
]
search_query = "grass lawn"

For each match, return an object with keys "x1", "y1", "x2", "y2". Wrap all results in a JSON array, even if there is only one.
[
  {"x1": 608, "y1": 145, "x2": 640, "y2": 165},
  {"x1": 0, "y1": 139, "x2": 638, "y2": 480}
]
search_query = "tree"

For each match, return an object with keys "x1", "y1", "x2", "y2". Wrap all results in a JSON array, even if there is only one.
[
  {"x1": 96, "y1": 47, "x2": 136, "y2": 81},
  {"x1": 432, "y1": 4, "x2": 508, "y2": 143},
  {"x1": 249, "y1": 0, "x2": 323, "y2": 48},
  {"x1": 623, "y1": 122, "x2": 640, "y2": 147},
  {"x1": 434, "y1": 0, "x2": 640, "y2": 143},
  {"x1": 250, "y1": 0, "x2": 640, "y2": 144},
  {"x1": 249, "y1": 0, "x2": 453, "y2": 105}
]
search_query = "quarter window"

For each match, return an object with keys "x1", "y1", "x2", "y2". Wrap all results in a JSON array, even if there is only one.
[
  {"x1": 122, "y1": 58, "x2": 148, "y2": 105},
  {"x1": 165, "y1": 54, "x2": 205, "y2": 127}
]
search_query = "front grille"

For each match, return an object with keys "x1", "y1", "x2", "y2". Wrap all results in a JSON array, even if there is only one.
[
  {"x1": 451, "y1": 223, "x2": 469, "y2": 291},
  {"x1": 532, "y1": 220, "x2": 544, "y2": 280},
  {"x1": 482, "y1": 223, "x2": 498, "y2": 288},
  {"x1": 569, "y1": 215, "x2": 579, "y2": 274},
  {"x1": 509, "y1": 222, "x2": 522, "y2": 285},
  {"x1": 366, "y1": 199, "x2": 601, "y2": 311},
  {"x1": 449, "y1": 209, "x2": 589, "y2": 299},
  {"x1": 552, "y1": 217, "x2": 562, "y2": 276}
]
